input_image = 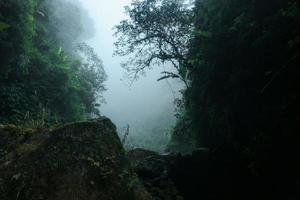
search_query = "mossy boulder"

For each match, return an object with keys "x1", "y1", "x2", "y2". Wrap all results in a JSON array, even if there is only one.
[{"x1": 0, "y1": 118, "x2": 152, "y2": 200}]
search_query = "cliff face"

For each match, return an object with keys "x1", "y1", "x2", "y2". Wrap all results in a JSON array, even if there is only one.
[{"x1": 0, "y1": 118, "x2": 151, "y2": 200}]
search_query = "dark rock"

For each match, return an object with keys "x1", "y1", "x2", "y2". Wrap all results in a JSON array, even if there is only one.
[
  {"x1": 127, "y1": 148, "x2": 183, "y2": 200},
  {"x1": 0, "y1": 118, "x2": 152, "y2": 200}
]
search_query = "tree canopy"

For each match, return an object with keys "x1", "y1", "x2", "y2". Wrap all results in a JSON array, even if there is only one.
[{"x1": 114, "y1": 0, "x2": 193, "y2": 85}]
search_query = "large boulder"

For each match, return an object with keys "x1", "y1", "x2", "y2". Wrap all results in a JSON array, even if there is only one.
[
  {"x1": 127, "y1": 148, "x2": 183, "y2": 200},
  {"x1": 0, "y1": 118, "x2": 152, "y2": 200}
]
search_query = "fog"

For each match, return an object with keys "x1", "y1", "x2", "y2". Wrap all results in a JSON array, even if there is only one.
[{"x1": 76, "y1": 0, "x2": 183, "y2": 151}]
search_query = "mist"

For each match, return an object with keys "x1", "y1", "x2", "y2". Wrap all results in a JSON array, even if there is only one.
[
  {"x1": 75, "y1": 0, "x2": 183, "y2": 151},
  {"x1": 1, "y1": 0, "x2": 298, "y2": 198}
]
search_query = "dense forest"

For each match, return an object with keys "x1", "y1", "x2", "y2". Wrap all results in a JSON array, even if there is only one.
[
  {"x1": 0, "y1": 0, "x2": 106, "y2": 125},
  {"x1": 1, "y1": 0, "x2": 300, "y2": 199},
  {"x1": 114, "y1": 0, "x2": 300, "y2": 198}
]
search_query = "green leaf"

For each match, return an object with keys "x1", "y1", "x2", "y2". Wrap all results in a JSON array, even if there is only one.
[
  {"x1": 193, "y1": 29, "x2": 212, "y2": 38},
  {"x1": 0, "y1": 21, "x2": 11, "y2": 31}
]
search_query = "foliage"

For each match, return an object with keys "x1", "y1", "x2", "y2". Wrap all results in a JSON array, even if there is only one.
[
  {"x1": 116, "y1": 4, "x2": 300, "y2": 193},
  {"x1": 114, "y1": 0, "x2": 193, "y2": 85},
  {"x1": 0, "y1": 21, "x2": 10, "y2": 31},
  {"x1": 181, "y1": 0, "x2": 300, "y2": 150},
  {"x1": 147, "y1": 1, "x2": 300, "y2": 198},
  {"x1": 168, "y1": 2, "x2": 300, "y2": 198},
  {"x1": 0, "y1": 0, "x2": 106, "y2": 125},
  {"x1": 75, "y1": 42, "x2": 107, "y2": 115},
  {"x1": 38, "y1": 0, "x2": 95, "y2": 54}
]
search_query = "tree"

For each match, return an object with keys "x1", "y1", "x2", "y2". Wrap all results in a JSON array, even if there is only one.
[
  {"x1": 39, "y1": 0, "x2": 95, "y2": 54},
  {"x1": 0, "y1": 0, "x2": 107, "y2": 124},
  {"x1": 75, "y1": 43, "x2": 107, "y2": 116},
  {"x1": 114, "y1": 0, "x2": 193, "y2": 86}
]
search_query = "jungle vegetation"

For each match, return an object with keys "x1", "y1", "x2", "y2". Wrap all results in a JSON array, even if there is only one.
[
  {"x1": 115, "y1": 0, "x2": 300, "y2": 154},
  {"x1": 0, "y1": 0, "x2": 106, "y2": 125},
  {"x1": 1, "y1": 0, "x2": 299, "y2": 159},
  {"x1": 1, "y1": 0, "x2": 300, "y2": 199},
  {"x1": 113, "y1": 0, "x2": 300, "y2": 198},
  {"x1": 115, "y1": 0, "x2": 300, "y2": 198}
]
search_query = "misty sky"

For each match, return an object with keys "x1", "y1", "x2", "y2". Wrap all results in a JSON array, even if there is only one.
[{"x1": 77, "y1": 0, "x2": 182, "y2": 128}]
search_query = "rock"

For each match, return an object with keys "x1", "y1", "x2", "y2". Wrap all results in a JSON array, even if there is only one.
[
  {"x1": 127, "y1": 148, "x2": 167, "y2": 178},
  {"x1": 0, "y1": 118, "x2": 152, "y2": 200},
  {"x1": 127, "y1": 148, "x2": 183, "y2": 200}
]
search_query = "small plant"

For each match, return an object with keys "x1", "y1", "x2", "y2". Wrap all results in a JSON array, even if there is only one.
[
  {"x1": 17, "y1": 107, "x2": 52, "y2": 129},
  {"x1": 121, "y1": 124, "x2": 130, "y2": 145}
]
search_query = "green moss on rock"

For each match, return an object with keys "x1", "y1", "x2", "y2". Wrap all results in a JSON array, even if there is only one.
[{"x1": 0, "y1": 117, "x2": 152, "y2": 200}]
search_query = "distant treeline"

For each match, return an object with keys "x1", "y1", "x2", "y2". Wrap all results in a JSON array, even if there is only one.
[{"x1": 0, "y1": 0, "x2": 106, "y2": 125}]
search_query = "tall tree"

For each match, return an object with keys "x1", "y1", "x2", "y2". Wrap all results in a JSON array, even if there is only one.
[{"x1": 114, "y1": 0, "x2": 193, "y2": 85}]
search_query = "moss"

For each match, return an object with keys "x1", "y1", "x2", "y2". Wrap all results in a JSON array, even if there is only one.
[{"x1": 0, "y1": 117, "x2": 152, "y2": 200}]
